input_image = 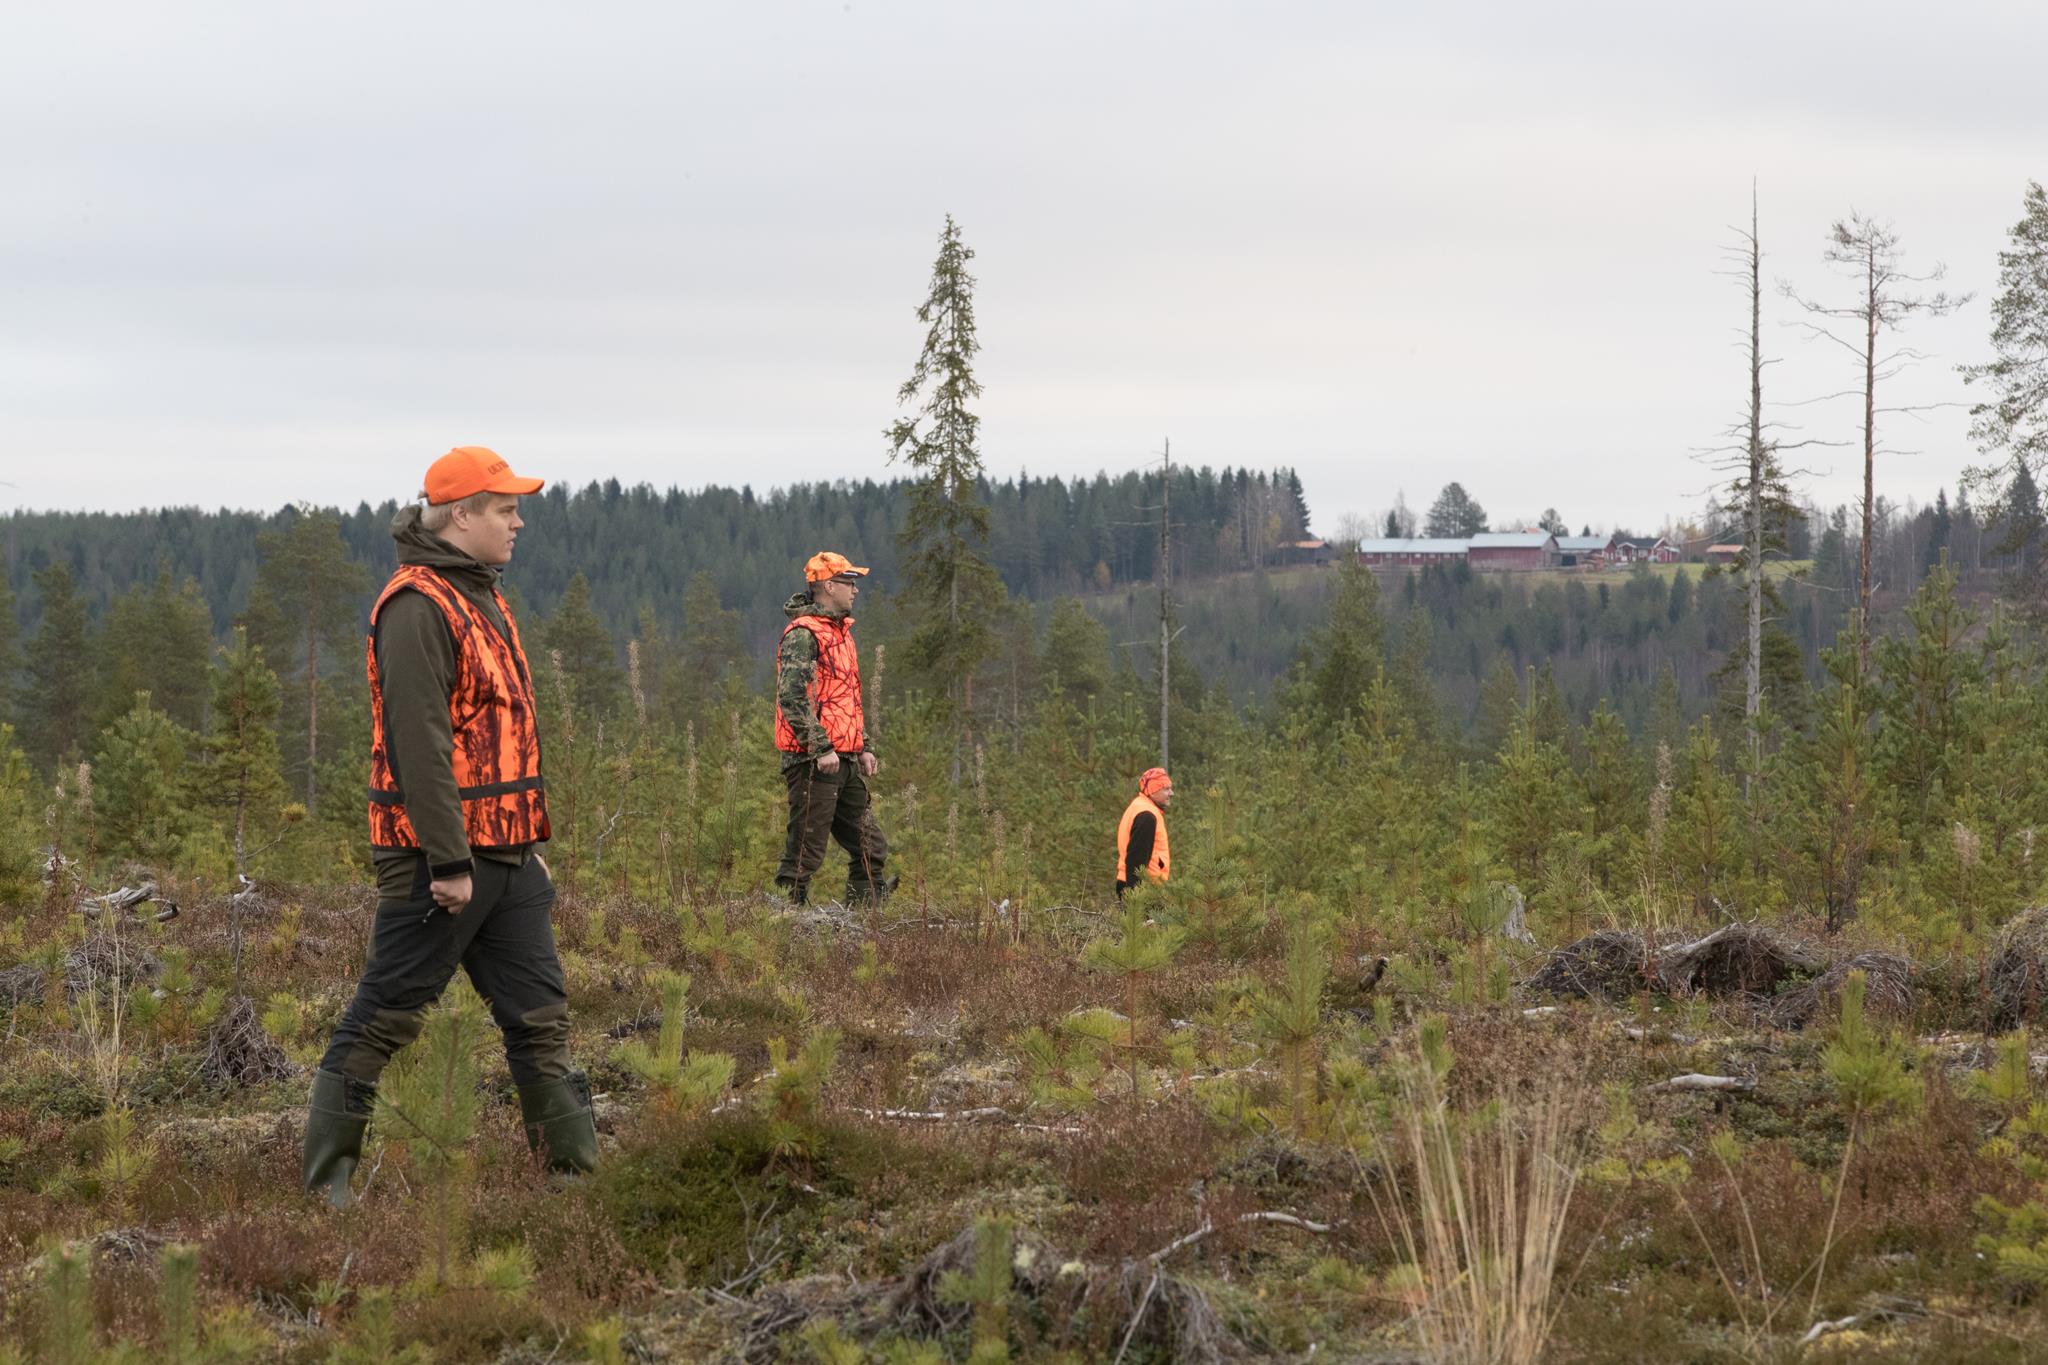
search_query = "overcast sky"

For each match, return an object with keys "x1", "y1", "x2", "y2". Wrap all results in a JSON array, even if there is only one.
[{"x1": 4, "y1": 1, "x2": 2042, "y2": 534}]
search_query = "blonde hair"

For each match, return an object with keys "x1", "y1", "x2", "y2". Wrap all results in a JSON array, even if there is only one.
[{"x1": 419, "y1": 489, "x2": 496, "y2": 533}]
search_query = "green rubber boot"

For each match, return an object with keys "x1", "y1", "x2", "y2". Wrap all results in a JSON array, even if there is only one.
[
  {"x1": 302, "y1": 1070, "x2": 375, "y2": 1208},
  {"x1": 518, "y1": 1072, "x2": 599, "y2": 1175}
]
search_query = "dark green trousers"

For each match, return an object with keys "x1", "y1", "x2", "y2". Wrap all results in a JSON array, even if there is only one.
[
  {"x1": 318, "y1": 854, "x2": 572, "y2": 1087},
  {"x1": 776, "y1": 755, "x2": 889, "y2": 902}
]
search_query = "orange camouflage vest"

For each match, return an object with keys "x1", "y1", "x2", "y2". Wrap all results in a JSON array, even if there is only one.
[
  {"x1": 774, "y1": 613, "x2": 865, "y2": 754},
  {"x1": 365, "y1": 565, "x2": 550, "y2": 851}
]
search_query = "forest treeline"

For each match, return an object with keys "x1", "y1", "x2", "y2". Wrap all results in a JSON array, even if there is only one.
[
  {"x1": 0, "y1": 539, "x2": 2041, "y2": 969},
  {"x1": 0, "y1": 465, "x2": 1312, "y2": 646},
  {"x1": 0, "y1": 465, "x2": 2024, "y2": 810}
]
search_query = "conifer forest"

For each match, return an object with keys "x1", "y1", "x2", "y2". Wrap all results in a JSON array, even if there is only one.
[{"x1": 8, "y1": 186, "x2": 2048, "y2": 1363}]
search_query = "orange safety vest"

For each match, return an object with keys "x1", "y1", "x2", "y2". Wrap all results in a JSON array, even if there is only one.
[
  {"x1": 365, "y1": 565, "x2": 550, "y2": 852},
  {"x1": 774, "y1": 613, "x2": 865, "y2": 755},
  {"x1": 1115, "y1": 793, "x2": 1171, "y2": 884}
]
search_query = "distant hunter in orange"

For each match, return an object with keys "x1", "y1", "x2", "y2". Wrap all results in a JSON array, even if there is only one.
[
  {"x1": 1115, "y1": 767, "x2": 1172, "y2": 901},
  {"x1": 772, "y1": 551, "x2": 893, "y2": 906},
  {"x1": 302, "y1": 446, "x2": 595, "y2": 1207}
]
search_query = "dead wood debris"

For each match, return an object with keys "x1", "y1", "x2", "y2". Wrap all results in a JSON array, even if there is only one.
[
  {"x1": 1522, "y1": 929, "x2": 1668, "y2": 1001},
  {"x1": 1527, "y1": 922, "x2": 1858, "y2": 1019},
  {"x1": 3, "y1": 936, "x2": 164, "y2": 1010},
  {"x1": 201, "y1": 995, "x2": 300, "y2": 1087},
  {"x1": 1650, "y1": 1074, "x2": 1756, "y2": 1094},
  {"x1": 1989, "y1": 906, "x2": 2048, "y2": 1031},
  {"x1": 1768, "y1": 951, "x2": 1914, "y2": 1030},
  {"x1": 734, "y1": 1218, "x2": 1249, "y2": 1363}
]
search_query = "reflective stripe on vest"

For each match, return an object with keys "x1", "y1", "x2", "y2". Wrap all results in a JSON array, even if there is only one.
[
  {"x1": 365, "y1": 565, "x2": 551, "y2": 852},
  {"x1": 774, "y1": 613, "x2": 865, "y2": 754},
  {"x1": 1115, "y1": 792, "x2": 1171, "y2": 884}
]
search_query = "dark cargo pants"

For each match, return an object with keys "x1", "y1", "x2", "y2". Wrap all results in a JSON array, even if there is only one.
[
  {"x1": 775, "y1": 755, "x2": 889, "y2": 903},
  {"x1": 317, "y1": 854, "x2": 572, "y2": 1088}
]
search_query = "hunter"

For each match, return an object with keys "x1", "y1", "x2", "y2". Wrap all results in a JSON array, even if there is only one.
[
  {"x1": 773, "y1": 551, "x2": 893, "y2": 906},
  {"x1": 303, "y1": 446, "x2": 596, "y2": 1207},
  {"x1": 1115, "y1": 767, "x2": 1172, "y2": 901}
]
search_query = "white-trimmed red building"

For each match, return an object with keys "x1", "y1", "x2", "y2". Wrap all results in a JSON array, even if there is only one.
[
  {"x1": 1353, "y1": 537, "x2": 1474, "y2": 567},
  {"x1": 1611, "y1": 536, "x2": 1679, "y2": 565}
]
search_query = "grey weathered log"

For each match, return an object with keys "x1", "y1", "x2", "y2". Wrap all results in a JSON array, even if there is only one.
[{"x1": 1651, "y1": 1073, "x2": 1755, "y2": 1093}]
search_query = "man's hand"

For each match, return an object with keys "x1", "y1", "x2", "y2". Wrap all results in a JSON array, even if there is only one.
[
  {"x1": 430, "y1": 873, "x2": 473, "y2": 914},
  {"x1": 816, "y1": 750, "x2": 842, "y2": 774},
  {"x1": 858, "y1": 751, "x2": 879, "y2": 777}
]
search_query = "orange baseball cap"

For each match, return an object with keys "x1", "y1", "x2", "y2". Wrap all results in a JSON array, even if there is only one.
[
  {"x1": 422, "y1": 446, "x2": 545, "y2": 504},
  {"x1": 804, "y1": 551, "x2": 870, "y2": 583}
]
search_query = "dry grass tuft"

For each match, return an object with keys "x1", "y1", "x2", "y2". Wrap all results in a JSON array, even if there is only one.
[{"x1": 1380, "y1": 1061, "x2": 1580, "y2": 1365}]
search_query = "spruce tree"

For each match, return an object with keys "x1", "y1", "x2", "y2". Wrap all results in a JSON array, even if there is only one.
[
  {"x1": 886, "y1": 215, "x2": 1004, "y2": 758},
  {"x1": 1794, "y1": 638, "x2": 1886, "y2": 931},
  {"x1": 23, "y1": 563, "x2": 92, "y2": 774},
  {"x1": 1962, "y1": 181, "x2": 2048, "y2": 608},
  {"x1": 545, "y1": 571, "x2": 625, "y2": 718},
  {"x1": 93, "y1": 570, "x2": 214, "y2": 735},
  {"x1": 678, "y1": 569, "x2": 743, "y2": 707},
  {"x1": 94, "y1": 691, "x2": 197, "y2": 868},
  {"x1": 241, "y1": 512, "x2": 367, "y2": 811},
  {"x1": 1424, "y1": 482, "x2": 1488, "y2": 538},
  {"x1": 0, "y1": 574, "x2": 17, "y2": 728},
  {"x1": 1299, "y1": 560, "x2": 1385, "y2": 727},
  {"x1": 0, "y1": 725, "x2": 41, "y2": 902},
  {"x1": 1039, "y1": 597, "x2": 1110, "y2": 709},
  {"x1": 191, "y1": 628, "x2": 289, "y2": 875}
]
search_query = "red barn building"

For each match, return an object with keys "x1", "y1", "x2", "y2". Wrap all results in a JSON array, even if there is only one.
[{"x1": 1465, "y1": 532, "x2": 1559, "y2": 571}]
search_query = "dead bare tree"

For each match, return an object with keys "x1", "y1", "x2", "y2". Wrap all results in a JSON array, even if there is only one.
[
  {"x1": 1699, "y1": 187, "x2": 1811, "y2": 791},
  {"x1": 1158, "y1": 437, "x2": 1172, "y2": 770},
  {"x1": 1783, "y1": 213, "x2": 1968, "y2": 669}
]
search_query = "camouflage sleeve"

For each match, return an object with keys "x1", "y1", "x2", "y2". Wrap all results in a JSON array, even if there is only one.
[{"x1": 776, "y1": 627, "x2": 832, "y2": 756}]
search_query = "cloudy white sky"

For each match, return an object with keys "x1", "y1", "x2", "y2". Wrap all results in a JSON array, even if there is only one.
[{"x1": 3, "y1": 1, "x2": 2042, "y2": 533}]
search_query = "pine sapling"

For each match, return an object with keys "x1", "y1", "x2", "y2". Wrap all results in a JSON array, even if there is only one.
[
  {"x1": 617, "y1": 971, "x2": 736, "y2": 1115},
  {"x1": 159, "y1": 1243, "x2": 201, "y2": 1365},
  {"x1": 329, "y1": 1287, "x2": 432, "y2": 1365},
  {"x1": 937, "y1": 1214, "x2": 1015, "y2": 1364},
  {"x1": 376, "y1": 983, "x2": 490, "y2": 1291},
  {"x1": 1082, "y1": 896, "x2": 1184, "y2": 1105},
  {"x1": 1811, "y1": 969, "x2": 1918, "y2": 1321},
  {"x1": 38, "y1": 1242, "x2": 95, "y2": 1365},
  {"x1": 760, "y1": 1027, "x2": 841, "y2": 1161},
  {"x1": 1248, "y1": 913, "x2": 1330, "y2": 1136}
]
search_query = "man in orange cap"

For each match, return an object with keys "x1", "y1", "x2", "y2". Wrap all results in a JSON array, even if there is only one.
[
  {"x1": 1115, "y1": 767, "x2": 1172, "y2": 901},
  {"x1": 773, "y1": 551, "x2": 892, "y2": 905},
  {"x1": 304, "y1": 446, "x2": 596, "y2": 1207}
]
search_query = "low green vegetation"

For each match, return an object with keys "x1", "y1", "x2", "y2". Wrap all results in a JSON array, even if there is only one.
[{"x1": 10, "y1": 536, "x2": 2048, "y2": 1358}]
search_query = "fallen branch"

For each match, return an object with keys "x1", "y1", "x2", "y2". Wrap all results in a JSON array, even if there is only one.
[
  {"x1": 1799, "y1": 1313, "x2": 1861, "y2": 1345},
  {"x1": 1650, "y1": 1074, "x2": 1756, "y2": 1093},
  {"x1": 1619, "y1": 1025, "x2": 1703, "y2": 1045},
  {"x1": 1147, "y1": 1210, "x2": 1336, "y2": 1265},
  {"x1": 846, "y1": 1104, "x2": 1084, "y2": 1135}
]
